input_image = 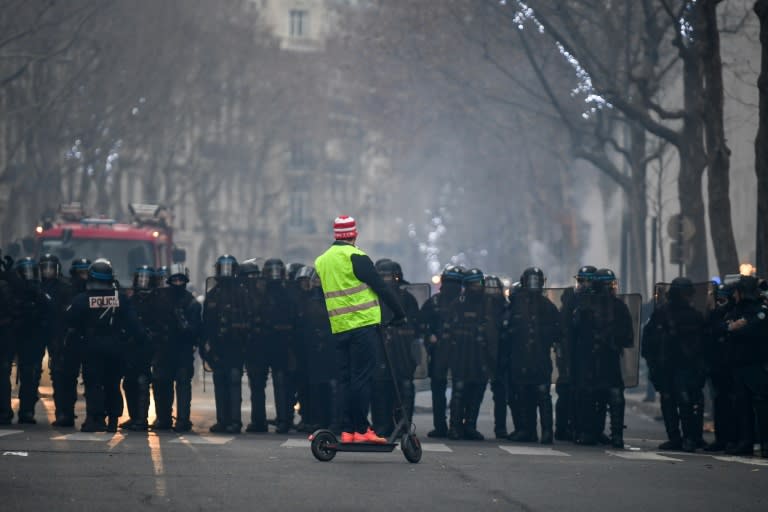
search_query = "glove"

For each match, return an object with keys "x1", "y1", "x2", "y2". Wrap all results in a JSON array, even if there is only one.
[{"x1": 389, "y1": 315, "x2": 407, "y2": 327}]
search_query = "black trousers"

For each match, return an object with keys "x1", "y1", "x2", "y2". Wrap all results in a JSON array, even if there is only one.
[{"x1": 335, "y1": 325, "x2": 379, "y2": 433}]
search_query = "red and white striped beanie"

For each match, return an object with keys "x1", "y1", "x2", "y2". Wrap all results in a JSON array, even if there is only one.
[{"x1": 333, "y1": 215, "x2": 358, "y2": 240}]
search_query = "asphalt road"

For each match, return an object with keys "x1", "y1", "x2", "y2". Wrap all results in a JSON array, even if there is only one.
[{"x1": 1, "y1": 381, "x2": 766, "y2": 512}]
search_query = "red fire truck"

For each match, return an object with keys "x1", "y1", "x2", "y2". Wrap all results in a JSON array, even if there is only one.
[{"x1": 32, "y1": 203, "x2": 185, "y2": 286}]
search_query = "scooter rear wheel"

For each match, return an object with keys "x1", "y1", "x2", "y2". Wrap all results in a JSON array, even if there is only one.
[
  {"x1": 401, "y1": 433, "x2": 422, "y2": 463},
  {"x1": 310, "y1": 430, "x2": 337, "y2": 462}
]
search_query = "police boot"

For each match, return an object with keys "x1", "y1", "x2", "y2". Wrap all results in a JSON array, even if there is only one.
[
  {"x1": 658, "y1": 393, "x2": 682, "y2": 450},
  {"x1": 173, "y1": 368, "x2": 193, "y2": 433},
  {"x1": 225, "y1": 368, "x2": 242, "y2": 434},
  {"x1": 463, "y1": 383, "x2": 485, "y2": 441},
  {"x1": 491, "y1": 378, "x2": 508, "y2": 439},
  {"x1": 726, "y1": 396, "x2": 755, "y2": 455},
  {"x1": 246, "y1": 368, "x2": 268, "y2": 433},
  {"x1": 106, "y1": 416, "x2": 119, "y2": 433},
  {"x1": 0, "y1": 361, "x2": 13, "y2": 425},
  {"x1": 508, "y1": 392, "x2": 537, "y2": 443},
  {"x1": 429, "y1": 377, "x2": 448, "y2": 438},
  {"x1": 608, "y1": 388, "x2": 625, "y2": 449},
  {"x1": 754, "y1": 399, "x2": 768, "y2": 458},
  {"x1": 17, "y1": 364, "x2": 40, "y2": 424},
  {"x1": 595, "y1": 396, "x2": 610, "y2": 445},
  {"x1": 447, "y1": 381, "x2": 465, "y2": 440},
  {"x1": 151, "y1": 374, "x2": 174, "y2": 430},
  {"x1": 679, "y1": 393, "x2": 700, "y2": 453},
  {"x1": 210, "y1": 370, "x2": 231, "y2": 432},
  {"x1": 273, "y1": 371, "x2": 291, "y2": 434},
  {"x1": 554, "y1": 383, "x2": 571, "y2": 441},
  {"x1": 537, "y1": 385, "x2": 554, "y2": 445},
  {"x1": 81, "y1": 416, "x2": 107, "y2": 432}
]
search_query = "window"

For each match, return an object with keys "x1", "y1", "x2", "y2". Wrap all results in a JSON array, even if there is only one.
[
  {"x1": 289, "y1": 10, "x2": 308, "y2": 37},
  {"x1": 289, "y1": 187, "x2": 309, "y2": 227}
]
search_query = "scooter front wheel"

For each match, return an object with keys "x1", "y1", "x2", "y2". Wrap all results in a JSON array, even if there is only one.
[
  {"x1": 310, "y1": 430, "x2": 337, "y2": 462},
  {"x1": 401, "y1": 433, "x2": 422, "y2": 463}
]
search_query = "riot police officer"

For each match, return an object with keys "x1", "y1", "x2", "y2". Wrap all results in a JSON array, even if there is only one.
[
  {"x1": 501, "y1": 267, "x2": 560, "y2": 444},
  {"x1": 240, "y1": 258, "x2": 269, "y2": 433},
  {"x1": 569, "y1": 268, "x2": 633, "y2": 448},
  {"x1": 447, "y1": 268, "x2": 496, "y2": 441},
  {"x1": 9, "y1": 257, "x2": 52, "y2": 424},
  {"x1": 66, "y1": 259, "x2": 145, "y2": 432},
  {"x1": 724, "y1": 276, "x2": 768, "y2": 457},
  {"x1": 484, "y1": 275, "x2": 510, "y2": 439},
  {"x1": 260, "y1": 258, "x2": 300, "y2": 434},
  {"x1": 152, "y1": 264, "x2": 201, "y2": 432},
  {"x1": 642, "y1": 277, "x2": 707, "y2": 452},
  {"x1": 69, "y1": 258, "x2": 91, "y2": 294},
  {"x1": 371, "y1": 260, "x2": 421, "y2": 437},
  {"x1": 555, "y1": 265, "x2": 596, "y2": 441},
  {"x1": 202, "y1": 255, "x2": 248, "y2": 433},
  {"x1": 39, "y1": 254, "x2": 76, "y2": 427},
  {"x1": 0, "y1": 253, "x2": 15, "y2": 424},
  {"x1": 417, "y1": 265, "x2": 465, "y2": 438},
  {"x1": 120, "y1": 265, "x2": 157, "y2": 431}
]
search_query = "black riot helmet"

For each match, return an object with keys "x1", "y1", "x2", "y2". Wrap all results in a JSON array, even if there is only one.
[
  {"x1": 215, "y1": 255, "x2": 239, "y2": 278},
  {"x1": 39, "y1": 253, "x2": 61, "y2": 280},
  {"x1": 593, "y1": 268, "x2": 618, "y2": 295},
  {"x1": 440, "y1": 265, "x2": 466, "y2": 284},
  {"x1": 133, "y1": 265, "x2": 155, "y2": 290},
  {"x1": 263, "y1": 258, "x2": 286, "y2": 281},
  {"x1": 69, "y1": 258, "x2": 91, "y2": 281},
  {"x1": 87, "y1": 258, "x2": 115, "y2": 289},
  {"x1": 668, "y1": 277, "x2": 695, "y2": 304},
  {"x1": 575, "y1": 265, "x2": 597, "y2": 289},
  {"x1": 154, "y1": 266, "x2": 169, "y2": 288},
  {"x1": 240, "y1": 258, "x2": 261, "y2": 278},
  {"x1": 295, "y1": 265, "x2": 315, "y2": 291},
  {"x1": 16, "y1": 257, "x2": 38, "y2": 281},
  {"x1": 390, "y1": 261, "x2": 405, "y2": 283},
  {"x1": 286, "y1": 263, "x2": 305, "y2": 281},
  {"x1": 734, "y1": 275, "x2": 760, "y2": 302},
  {"x1": 463, "y1": 267, "x2": 485, "y2": 293},
  {"x1": 374, "y1": 258, "x2": 392, "y2": 271},
  {"x1": 484, "y1": 274, "x2": 504, "y2": 297},
  {"x1": 167, "y1": 263, "x2": 190, "y2": 287},
  {"x1": 377, "y1": 259, "x2": 400, "y2": 285},
  {"x1": 520, "y1": 267, "x2": 545, "y2": 291}
]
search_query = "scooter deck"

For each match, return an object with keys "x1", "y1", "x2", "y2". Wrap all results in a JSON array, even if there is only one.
[{"x1": 333, "y1": 442, "x2": 398, "y2": 453}]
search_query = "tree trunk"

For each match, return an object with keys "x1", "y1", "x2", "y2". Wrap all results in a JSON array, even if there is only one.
[
  {"x1": 755, "y1": 1, "x2": 768, "y2": 276},
  {"x1": 703, "y1": 0, "x2": 740, "y2": 276}
]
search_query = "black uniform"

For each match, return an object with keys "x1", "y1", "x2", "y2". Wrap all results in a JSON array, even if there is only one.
[
  {"x1": 569, "y1": 290, "x2": 633, "y2": 447},
  {"x1": 42, "y1": 277, "x2": 76, "y2": 425},
  {"x1": 371, "y1": 285, "x2": 421, "y2": 437},
  {"x1": 152, "y1": 285, "x2": 201, "y2": 431},
  {"x1": 417, "y1": 282, "x2": 461, "y2": 438},
  {"x1": 242, "y1": 276, "x2": 268, "y2": 433},
  {"x1": 501, "y1": 290, "x2": 560, "y2": 444},
  {"x1": 0, "y1": 267, "x2": 14, "y2": 424},
  {"x1": 703, "y1": 296, "x2": 738, "y2": 451},
  {"x1": 202, "y1": 278, "x2": 249, "y2": 433},
  {"x1": 724, "y1": 286, "x2": 768, "y2": 457},
  {"x1": 642, "y1": 291, "x2": 706, "y2": 451},
  {"x1": 66, "y1": 287, "x2": 145, "y2": 431}
]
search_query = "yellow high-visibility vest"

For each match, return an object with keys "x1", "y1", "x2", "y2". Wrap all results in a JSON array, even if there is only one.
[{"x1": 315, "y1": 243, "x2": 381, "y2": 334}]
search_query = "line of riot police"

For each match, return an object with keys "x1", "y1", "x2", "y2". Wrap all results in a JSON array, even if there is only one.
[{"x1": 642, "y1": 275, "x2": 768, "y2": 457}]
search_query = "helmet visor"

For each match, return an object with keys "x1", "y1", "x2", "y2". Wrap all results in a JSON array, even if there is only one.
[
  {"x1": 40, "y1": 262, "x2": 58, "y2": 279},
  {"x1": 525, "y1": 274, "x2": 543, "y2": 290},
  {"x1": 218, "y1": 260, "x2": 235, "y2": 277},
  {"x1": 135, "y1": 273, "x2": 152, "y2": 290}
]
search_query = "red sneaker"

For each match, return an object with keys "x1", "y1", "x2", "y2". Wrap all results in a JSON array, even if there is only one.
[
  {"x1": 354, "y1": 428, "x2": 387, "y2": 444},
  {"x1": 341, "y1": 432, "x2": 355, "y2": 444}
]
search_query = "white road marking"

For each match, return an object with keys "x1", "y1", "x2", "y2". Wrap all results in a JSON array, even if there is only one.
[
  {"x1": 606, "y1": 450, "x2": 683, "y2": 462},
  {"x1": 168, "y1": 435, "x2": 234, "y2": 445},
  {"x1": 51, "y1": 433, "x2": 117, "y2": 441},
  {"x1": 3, "y1": 451, "x2": 28, "y2": 457},
  {"x1": 419, "y1": 443, "x2": 452, "y2": 453},
  {"x1": 0, "y1": 430, "x2": 24, "y2": 438},
  {"x1": 499, "y1": 445, "x2": 570, "y2": 457},
  {"x1": 282, "y1": 439, "x2": 310, "y2": 448},
  {"x1": 712, "y1": 456, "x2": 768, "y2": 467}
]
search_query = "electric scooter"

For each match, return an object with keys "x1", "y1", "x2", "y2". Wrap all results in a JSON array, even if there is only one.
[{"x1": 309, "y1": 325, "x2": 422, "y2": 463}]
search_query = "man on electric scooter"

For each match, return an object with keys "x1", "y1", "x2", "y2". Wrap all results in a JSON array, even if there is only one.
[{"x1": 315, "y1": 215, "x2": 407, "y2": 444}]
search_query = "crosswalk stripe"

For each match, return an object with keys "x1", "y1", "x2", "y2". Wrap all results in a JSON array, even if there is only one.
[
  {"x1": 0, "y1": 430, "x2": 24, "y2": 438},
  {"x1": 168, "y1": 435, "x2": 234, "y2": 445},
  {"x1": 51, "y1": 433, "x2": 119, "y2": 441},
  {"x1": 712, "y1": 456, "x2": 768, "y2": 467},
  {"x1": 419, "y1": 443, "x2": 452, "y2": 453},
  {"x1": 500, "y1": 445, "x2": 570, "y2": 457},
  {"x1": 282, "y1": 439, "x2": 310, "y2": 448},
  {"x1": 606, "y1": 450, "x2": 683, "y2": 462}
]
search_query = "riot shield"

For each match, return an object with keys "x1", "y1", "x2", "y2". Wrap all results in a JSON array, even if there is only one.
[
  {"x1": 201, "y1": 276, "x2": 250, "y2": 367},
  {"x1": 543, "y1": 287, "x2": 572, "y2": 384},
  {"x1": 618, "y1": 293, "x2": 643, "y2": 388},
  {"x1": 400, "y1": 283, "x2": 431, "y2": 307},
  {"x1": 400, "y1": 283, "x2": 431, "y2": 379},
  {"x1": 652, "y1": 282, "x2": 715, "y2": 315}
]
